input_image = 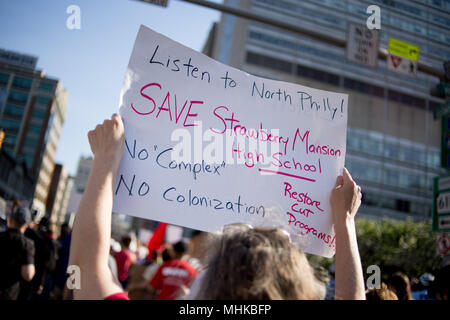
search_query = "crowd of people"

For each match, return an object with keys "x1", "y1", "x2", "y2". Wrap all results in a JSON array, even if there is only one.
[
  {"x1": 1, "y1": 201, "x2": 449, "y2": 301},
  {"x1": 1, "y1": 114, "x2": 449, "y2": 301},
  {"x1": 0, "y1": 201, "x2": 72, "y2": 300}
]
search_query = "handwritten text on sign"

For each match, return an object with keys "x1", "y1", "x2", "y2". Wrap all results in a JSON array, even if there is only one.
[{"x1": 113, "y1": 25, "x2": 348, "y2": 258}]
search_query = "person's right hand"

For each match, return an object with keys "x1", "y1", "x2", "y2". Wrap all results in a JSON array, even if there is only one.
[
  {"x1": 330, "y1": 168, "x2": 362, "y2": 226},
  {"x1": 88, "y1": 113, "x2": 125, "y2": 173}
]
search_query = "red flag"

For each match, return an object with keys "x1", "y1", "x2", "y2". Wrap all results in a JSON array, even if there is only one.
[{"x1": 146, "y1": 222, "x2": 167, "y2": 260}]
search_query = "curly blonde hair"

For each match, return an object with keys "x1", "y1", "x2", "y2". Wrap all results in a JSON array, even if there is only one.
[{"x1": 194, "y1": 227, "x2": 323, "y2": 300}]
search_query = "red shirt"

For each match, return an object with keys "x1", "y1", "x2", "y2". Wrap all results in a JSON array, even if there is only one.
[
  {"x1": 149, "y1": 259, "x2": 198, "y2": 300},
  {"x1": 104, "y1": 292, "x2": 130, "y2": 300},
  {"x1": 114, "y1": 249, "x2": 135, "y2": 282}
]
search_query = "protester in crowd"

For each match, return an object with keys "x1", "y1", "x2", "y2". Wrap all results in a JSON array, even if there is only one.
[
  {"x1": 147, "y1": 249, "x2": 160, "y2": 266},
  {"x1": 186, "y1": 230, "x2": 210, "y2": 271},
  {"x1": 59, "y1": 223, "x2": 71, "y2": 241},
  {"x1": 19, "y1": 216, "x2": 59, "y2": 300},
  {"x1": 0, "y1": 216, "x2": 6, "y2": 232},
  {"x1": 69, "y1": 114, "x2": 365, "y2": 300},
  {"x1": 429, "y1": 265, "x2": 449, "y2": 300},
  {"x1": 125, "y1": 248, "x2": 165, "y2": 300},
  {"x1": 0, "y1": 199, "x2": 7, "y2": 233},
  {"x1": 147, "y1": 241, "x2": 197, "y2": 300},
  {"x1": 190, "y1": 225, "x2": 323, "y2": 299},
  {"x1": 313, "y1": 266, "x2": 330, "y2": 299},
  {"x1": 325, "y1": 263, "x2": 336, "y2": 300},
  {"x1": 133, "y1": 240, "x2": 148, "y2": 264},
  {"x1": 39, "y1": 221, "x2": 59, "y2": 300},
  {"x1": 114, "y1": 236, "x2": 137, "y2": 289},
  {"x1": 388, "y1": 272, "x2": 413, "y2": 300},
  {"x1": 190, "y1": 169, "x2": 364, "y2": 299},
  {"x1": 411, "y1": 273, "x2": 434, "y2": 300},
  {"x1": 127, "y1": 248, "x2": 172, "y2": 295},
  {"x1": 365, "y1": 283, "x2": 398, "y2": 300},
  {"x1": 108, "y1": 251, "x2": 119, "y2": 285},
  {"x1": 0, "y1": 206, "x2": 35, "y2": 300},
  {"x1": 52, "y1": 223, "x2": 72, "y2": 300}
]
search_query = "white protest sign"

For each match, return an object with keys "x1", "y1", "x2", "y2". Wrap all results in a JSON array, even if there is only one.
[{"x1": 113, "y1": 25, "x2": 348, "y2": 258}]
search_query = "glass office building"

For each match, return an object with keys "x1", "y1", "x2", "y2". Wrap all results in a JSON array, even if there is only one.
[
  {"x1": 0, "y1": 49, "x2": 67, "y2": 215},
  {"x1": 203, "y1": 0, "x2": 450, "y2": 220}
]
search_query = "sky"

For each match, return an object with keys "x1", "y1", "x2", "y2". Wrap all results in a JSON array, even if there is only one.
[{"x1": 0, "y1": 0, "x2": 222, "y2": 175}]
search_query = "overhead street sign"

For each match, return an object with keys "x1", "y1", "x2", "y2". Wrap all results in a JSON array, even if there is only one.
[
  {"x1": 388, "y1": 38, "x2": 420, "y2": 62},
  {"x1": 387, "y1": 53, "x2": 417, "y2": 78},
  {"x1": 433, "y1": 174, "x2": 450, "y2": 233},
  {"x1": 436, "y1": 233, "x2": 450, "y2": 255},
  {"x1": 346, "y1": 23, "x2": 380, "y2": 68},
  {"x1": 437, "y1": 191, "x2": 450, "y2": 214}
]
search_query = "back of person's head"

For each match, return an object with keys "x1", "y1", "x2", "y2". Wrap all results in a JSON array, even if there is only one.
[
  {"x1": 429, "y1": 265, "x2": 450, "y2": 300},
  {"x1": 60, "y1": 223, "x2": 71, "y2": 237},
  {"x1": 194, "y1": 226, "x2": 322, "y2": 300},
  {"x1": 37, "y1": 216, "x2": 50, "y2": 234},
  {"x1": 7, "y1": 205, "x2": 31, "y2": 229},
  {"x1": 413, "y1": 273, "x2": 435, "y2": 292},
  {"x1": 47, "y1": 222, "x2": 56, "y2": 235},
  {"x1": 121, "y1": 236, "x2": 132, "y2": 249},
  {"x1": 388, "y1": 272, "x2": 412, "y2": 300},
  {"x1": 11, "y1": 199, "x2": 21, "y2": 214},
  {"x1": 366, "y1": 283, "x2": 398, "y2": 300},
  {"x1": 172, "y1": 240, "x2": 188, "y2": 258},
  {"x1": 162, "y1": 248, "x2": 172, "y2": 262}
]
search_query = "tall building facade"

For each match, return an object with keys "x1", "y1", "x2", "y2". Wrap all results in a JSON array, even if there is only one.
[
  {"x1": 204, "y1": 0, "x2": 449, "y2": 220},
  {"x1": 0, "y1": 49, "x2": 67, "y2": 216},
  {"x1": 33, "y1": 80, "x2": 67, "y2": 216},
  {"x1": 46, "y1": 163, "x2": 73, "y2": 228},
  {"x1": 73, "y1": 156, "x2": 92, "y2": 193},
  {"x1": 66, "y1": 156, "x2": 93, "y2": 227}
]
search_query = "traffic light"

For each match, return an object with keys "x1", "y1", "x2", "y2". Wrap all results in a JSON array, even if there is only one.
[{"x1": 0, "y1": 129, "x2": 4, "y2": 150}]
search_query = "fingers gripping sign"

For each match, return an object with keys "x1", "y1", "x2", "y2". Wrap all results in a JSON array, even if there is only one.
[{"x1": 330, "y1": 167, "x2": 362, "y2": 224}]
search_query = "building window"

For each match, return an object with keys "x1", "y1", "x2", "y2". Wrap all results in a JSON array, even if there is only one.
[
  {"x1": 12, "y1": 76, "x2": 32, "y2": 89},
  {"x1": 2, "y1": 134, "x2": 17, "y2": 151},
  {"x1": 245, "y1": 51, "x2": 293, "y2": 74},
  {"x1": 297, "y1": 65, "x2": 340, "y2": 86},
  {"x1": 8, "y1": 90, "x2": 28, "y2": 105},
  {"x1": 24, "y1": 154, "x2": 34, "y2": 169},
  {"x1": 396, "y1": 199, "x2": 411, "y2": 213},
  {"x1": 388, "y1": 90, "x2": 426, "y2": 109},
  {"x1": 38, "y1": 81, "x2": 54, "y2": 92},
  {"x1": 36, "y1": 96, "x2": 52, "y2": 106},
  {"x1": 4, "y1": 103, "x2": 24, "y2": 117},
  {"x1": 343, "y1": 78, "x2": 384, "y2": 98},
  {"x1": 24, "y1": 138, "x2": 38, "y2": 149},
  {"x1": 28, "y1": 124, "x2": 42, "y2": 134},
  {"x1": 0, "y1": 72, "x2": 9, "y2": 84},
  {"x1": 32, "y1": 109, "x2": 47, "y2": 119},
  {"x1": 0, "y1": 117, "x2": 21, "y2": 130}
]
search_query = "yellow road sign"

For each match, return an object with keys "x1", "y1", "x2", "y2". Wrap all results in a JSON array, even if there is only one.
[{"x1": 388, "y1": 38, "x2": 420, "y2": 62}]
